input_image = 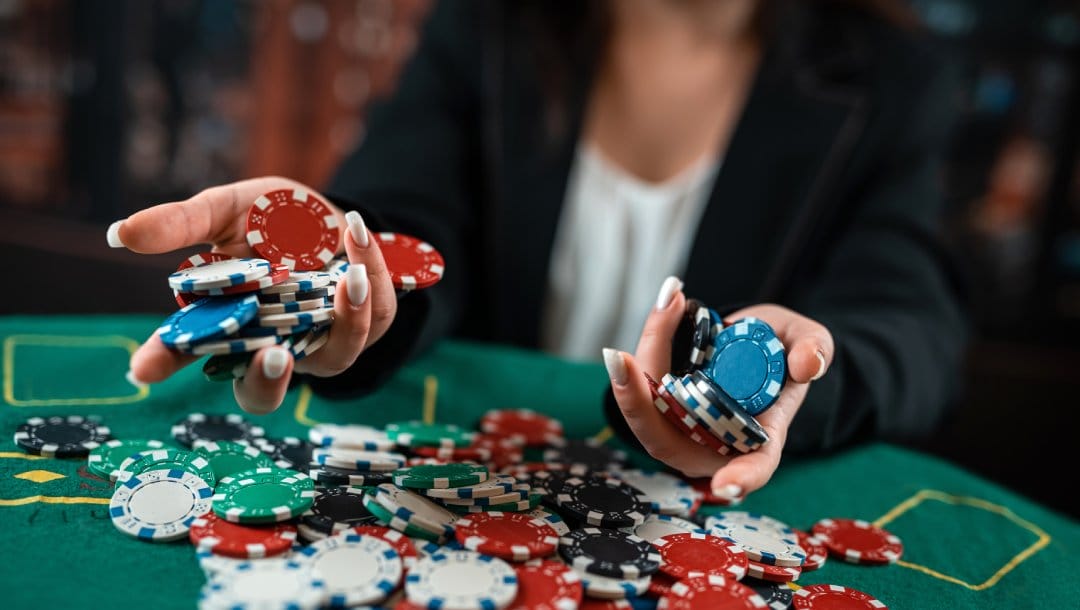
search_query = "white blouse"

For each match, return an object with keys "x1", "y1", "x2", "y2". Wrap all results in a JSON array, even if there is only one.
[{"x1": 540, "y1": 144, "x2": 721, "y2": 361}]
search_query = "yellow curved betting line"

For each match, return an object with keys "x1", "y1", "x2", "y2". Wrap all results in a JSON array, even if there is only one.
[
  {"x1": 294, "y1": 384, "x2": 318, "y2": 426},
  {"x1": 0, "y1": 452, "x2": 45, "y2": 460},
  {"x1": 874, "y1": 489, "x2": 1050, "y2": 591},
  {"x1": 0, "y1": 495, "x2": 110, "y2": 506},
  {"x1": 422, "y1": 376, "x2": 437, "y2": 424},
  {"x1": 4, "y1": 334, "x2": 149, "y2": 406}
]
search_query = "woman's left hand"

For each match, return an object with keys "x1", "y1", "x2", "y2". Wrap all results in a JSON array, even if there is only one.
[{"x1": 603, "y1": 276, "x2": 834, "y2": 502}]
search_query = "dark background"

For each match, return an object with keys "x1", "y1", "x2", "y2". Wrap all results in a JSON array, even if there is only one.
[{"x1": 0, "y1": 0, "x2": 1077, "y2": 518}]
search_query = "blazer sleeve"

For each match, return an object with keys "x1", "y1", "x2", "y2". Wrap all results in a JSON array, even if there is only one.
[
  {"x1": 303, "y1": 2, "x2": 483, "y2": 398},
  {"x1": 785, "y1": 62, "x2": 969, "y2": 452}
]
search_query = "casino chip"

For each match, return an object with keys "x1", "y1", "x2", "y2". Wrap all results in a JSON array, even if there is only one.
[
  {"x1": 386, "y1": 421, "x2": 475, "y2": 449},
  {"x1": 258, "y1": 270, "x2": 333, "y2": 295},
  {"x1": 404, "y1": 550, "x2": 518, "y2": 610},
  {"x1": 167, "y1": 258, "x2": 272, "y2": 292},
  {"x1": 420, "y1": 474, "x2": 517, "y2": 500},
  {"x1": 253, "y1": 436, "x2": 314, "y2": 470},
  {"x1": 372, "y1": 484, "x2": 458, "y2": 539},
  {"x1": 791, "y1": 584, "x2": 888, "y2": 609},
  {"x1": 313, "y1": 447, "x2": 407, "y2": 471},
  {"x1": 708, "y1": 514, "x2": 805, "y2": 567},
  {"x1": 558, "y1": 527, "x2": 660, "y2": 579},
  {"x1": 653, "y1": 532, "x2": 748, "y2": 581},
  {"x1": 811, "y1": 518, "x2": 903, "y2": 565},
  {"x1": 706, "y1": 317, "x2": 787, "y2": 415},
  {"x1": 617, "y1": 470, "x2": 697, "y2": 517},
  {"x1": 212, "y1": 467, "x2": 315, "y2": 524},
  {"x1": 393, "y1": 463, "x2": 490, "y2": 489},
  {"x1": 190, "y1": 263, "x2": 291, "y2": 296},
  {"x1": 747, "y1": 560, "x2": 801, "y2": 583},
  {"x1": 87, "y1": 439, "x2": 165, "y2": 481},
  {"x1": 300, "y1": 487, "x2": 379, "y2": 536},
  {"x1": 309, "y1": 466, "x2": 393, "y2": 487},
  {"x1": 576, "y1": 570, "x2": 651, "y2": 600},
  {"x1": 438, "y1": 485, "x2": 529, "y2": 507},
  {"x1": 198, "y1": 558, "x2": 326, "y2": 610},
  {"x1": 15, "y1": 415, "x2": 110, "y2": 457},
  {"x1": 157, "y1": 295, "x2": 260, "y2": 352},
  {"x1": 189, "y1": 512, "x2": 297, "y2": 559},
  {"x1": 375, "y1": 232, "x2": 445, "y2": 291},
  {"x1": 454, "y1": 511, "x2": 560, "y2": 561},
  {"x1": 479, "y1": 409, "x2": 564, "y2": 447},
  {"x1": 295, "y1": 532, "x2": 402, "y2": 607},
  {"x1": 246, "y1": 188, "x2": 341, "y2": 271},
  {"x1": 194, "y1": 440, "x2": 275, "y2": 481},
  {"x1": 116, "y1": 448, "x2": 217, "y2": 488},
  {"x1": 658, "y1": 574, "x2": 765, "y2": 610},
  {"x1": 309, "y1": 423, "x2": 395, "y2": 451},
  {"x1": 445, "y1": 493, "x2": 542, "y2": 514},
  {"x1": 553, "y1": 475, "x2": 651, "y2": 528},
  {"x1": 526, "y1": 507, "x2": 571, "y2": 536},
  {"x1": 361, "y1": 492, "x2": 447, "y2": 543},
  {"x1": 188, "y1": 334, "x2": 282, "y2": 356},
  {"x1": 793, "y1": 529, "x2": 829, "y2": 572},
  {"x1": 749, "y1": 580, "x2": 795, "y2": 610},
  {"x1": 543, "y1": 438, "x2": 626, "y2": 472},
  {"x1": 630, "y1": 514, "x2": 704, "y2": 543},
  {"x1": 109, "y1": 468, "x2": 213, "y2": 541},
  {"x1": 508, "y1": 559, "x2": 583, "y2": 610},
  {"x1": 349, "y1": 525, "x2": 420, "y2": 573},
  {"x1": 171, "y1": 412, "x2": 265, "y2": 448},
  {"x1": 670, "y1": 298, "x2": 707, "y2": 376},
  {"x1": 649, "y1": 378, "x2": 732, "y2": 457}
]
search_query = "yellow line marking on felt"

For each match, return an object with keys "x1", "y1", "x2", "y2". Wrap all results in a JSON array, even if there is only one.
[
  {"x1": 422, "y1": 376, "x2": 438, "y2": 424},
  {"x1": 4, "y1": 334, "x2": 149, "y2": 406},
  {"x1": 874, "y1": 489, "x2": 1050, "y2": 591},
  {"x1": 0, "y1": 495, "x2": 110, "y2": 506},
  {"x1": 591, "y1": 426, "x2": 614, "y2": 444},
  {"x1": 293, "y1": 384, "x2": 318, "y2": 426},
  {"x1": 0, "y1": 452, "x2": 45, "y2": 460}
]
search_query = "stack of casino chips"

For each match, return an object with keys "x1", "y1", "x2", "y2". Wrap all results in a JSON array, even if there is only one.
[
  {"x1": 155, "y1": 188, "x2": 445, "y2": 382},
  {"x1": 657, "y1": 300, "x2": 789, "y2": 456},
  {"x1": 12, "y1": 403, "x2": 899, "y2": 608}
]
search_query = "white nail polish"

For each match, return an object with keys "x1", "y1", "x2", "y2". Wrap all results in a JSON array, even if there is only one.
[
  {"x1": 711, "y1": 483, "x2": 743, "y2": 500},
  {"x1": 125, "y1": 369, "x2": 147, "y2": 388},
  {"x1": 262, "y1": 347, "x2": 289, "y2": 380},
  {"x1": 655, "y1": 276, "x2": 683, "y2": 311},
  {"x1": 345, "y1": 210, "x2": 369, "y2": 248},
  {"x1": 602, "y1": 348, "x2": 628, "y2": 386},
  {"x1": 811, "y1": 351, "x2": 827, "y2": 381},
  {"x1": 347, "y1": 263, "x2": 368, "y2": 306},
  {"x1": 106, "y1": 221, "x2": 126, "y2": 248}
]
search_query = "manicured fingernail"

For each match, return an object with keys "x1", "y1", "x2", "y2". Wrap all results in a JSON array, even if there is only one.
[
  {"x1": 655, "y1": 276, "x2": 683, "y2": 311},
  {"x1": 345, "y1": 210, "x2": 369, "y2": 248},
  {"x1": 262, "y1": 347, "x2": 290, "y2": 380},
  {"x1": 107, "y1": 220, "x2": 126, "y2": 248},
  {"x1": 602, "y1": 348, "x2": 628, "y2": 386},
  {"x1": 125, "y1": 369, "x2": 147, "y2": 388},
  {"x1": 347, "y1": 263, "x2": 368, "y2": 306},
  {"x1": 811, "y1": 350, "x2": 827, "y2": 381},
  {"x1": 712, "y1": 483, "x2": 743, "y2": 500}
]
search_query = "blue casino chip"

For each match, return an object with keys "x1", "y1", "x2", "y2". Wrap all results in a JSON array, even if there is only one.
[
  {"x1": 705, "y1": 316, "x2": 786, "y2": 415},
  {"x1": 156, "y1": 294, "x2": 259, "y2": 351}
]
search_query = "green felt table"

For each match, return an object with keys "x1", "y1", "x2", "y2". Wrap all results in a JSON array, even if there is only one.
[{"x1": 0, "y1": 315, "x2": 1076, "y2": 610}]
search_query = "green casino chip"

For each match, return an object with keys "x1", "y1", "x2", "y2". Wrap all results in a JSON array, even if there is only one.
[
  {"x1": 212, "y1": 467, "x2": 315, "y2": 524},
  {"x1": 392, "y1": 463, "x2": 490, "y2": 490},
  {"x1": 87, "y1": 439, "x2": 165, "y2": 481},
  {"x1": 194, "y1": 440, "x2": 274, "y2": 481},
  {"x1": 116, "y1": 448, "x2": 216, "y2": 488},
  {"x1": 385, "y1": 421, "x2": 474, "y2": 448}
]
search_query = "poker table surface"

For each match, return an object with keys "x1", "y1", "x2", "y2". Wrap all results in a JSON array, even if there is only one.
[{"x1": 0, "y1": 315, "x2": 1076, "y2": 610}]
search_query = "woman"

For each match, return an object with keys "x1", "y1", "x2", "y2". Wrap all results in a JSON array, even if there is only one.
[{"x1": 108, "y1": 0, "x2": 966, "y2": 501}]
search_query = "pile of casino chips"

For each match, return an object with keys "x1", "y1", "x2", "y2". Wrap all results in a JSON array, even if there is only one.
[
  {"x1": 658, "y1": 301, "x2": 789, "y2": 456},
  {"x1": 156, "y1": 188, "x2": 445, "y2": 382},
  {"x1": 14, "y1": 407, "x2": 901, "y2": 609}
]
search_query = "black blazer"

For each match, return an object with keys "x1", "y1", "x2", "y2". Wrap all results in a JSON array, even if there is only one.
[{"x1": 313, "y1": 2, "x2": 968, "y2": 454}]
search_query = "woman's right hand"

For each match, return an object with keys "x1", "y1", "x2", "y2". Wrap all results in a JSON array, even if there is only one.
[{"x1": 108, "y1": 176, "x2": 400, "y2": 414}]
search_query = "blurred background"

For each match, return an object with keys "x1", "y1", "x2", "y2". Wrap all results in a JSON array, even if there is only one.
[{"x1": 0, "y1": 0, "x2": 1077, "y2": 517}]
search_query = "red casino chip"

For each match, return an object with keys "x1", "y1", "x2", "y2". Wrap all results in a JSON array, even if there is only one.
[
  {"x1": 347, "y1": 524, "x2": 419, "y2": 572},
  {"x1": 654, "y1": 532, "x2": 748, "y2": 581},
  {"x1": 647, "y1": 374, "x2": 731, "y2": 456},
  {"x1": 188, "y1": 512, "x2": 296, "y2": 559},
  {"x1": 747, "y1": 559, "x2": 801, "y2": 583},
  {"x1": 791, "y1": 584, "x2": 889, "y2": 609},
  {"x1": 507, "y1": 559, "x2": 583, "y2": 610},
  {"x1": 811, "y1": 518, "x2": 903, "y2": 565},
  {"x1": 649, "y1": 571, "x2": 677, "y2": 598},
  {"x1": 246, "y1": 188, "x2": 341, "y2": 271},
  {"x1": 659, "y1": 574, "x2": 764, "y2": 610},
  {"x1": 579, "y1": 600, "x2": 631, "y2": 609},
  {"x1": 454, "y1": 511, "x2": 560, "y2": 561},
  {"x1": 794, "y1": 528, "x2": 829, "y2": 572},
  {"x1": 479, "y1": 409, "x2": 564, "y2": 447},
  {"x1": 375, "y1": 232, "x2": 445, "y2": 291}
]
